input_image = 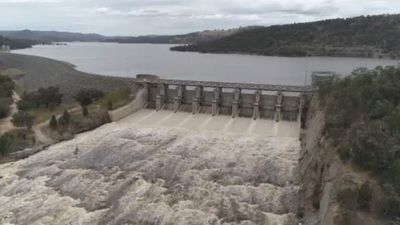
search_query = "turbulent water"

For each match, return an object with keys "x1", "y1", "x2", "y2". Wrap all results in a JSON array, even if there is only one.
[{"x1": 0, "y1": 110, "x2": 301, "y2": 225}]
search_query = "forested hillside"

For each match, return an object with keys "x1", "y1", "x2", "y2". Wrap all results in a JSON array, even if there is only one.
[
  {"x1": 0, "y1": 36, "x2": 38, "y2": 50},
  {"x1": 318, "y1": 67, "x2": 400, "y2": 223},
  {"x1": 104, "y1": 27, "x2": 259, "y2": 44},
  {"x1": 172, "y1": 14, "x2": 400, "y2": 58}
]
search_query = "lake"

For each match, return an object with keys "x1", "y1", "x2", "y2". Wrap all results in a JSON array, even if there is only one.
[{"x1": 12, "y1": 42, "x2": 399, "y2": 85}]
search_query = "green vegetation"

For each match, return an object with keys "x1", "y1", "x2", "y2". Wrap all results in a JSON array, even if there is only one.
[
  {"x1": 96, "y1": 88, "x2": 134, "y2": 110},
  {"x1": 16, "y1": 86, "x2": 67, "y2": 125},
  {"x1": 18, "y1": 87, "x2": 62, "y2": 111},
  {"x1": 28, "y1": 106, "x2": 75, "y2": 124},
  {"x1": 75, "y1": 88, "x2": 104, "y2": 107},
  {"x1": 172, "y1": 14, "x2": 400, "y2": 58},
  {"x1": 0, "y1": 74, "x2": 15, "y2": 119},
  {"x1": 320, "y1": 66, "x2": 400, "y2": 219},
  {"x1": 49, "y1": 115, "x2": 58, "y2": 130},
  {"x1": 0, "y1": 35, "x2": 38, "y2": 50},
  {"x1": 1, "y1": 86, "x2": 135, "y2": 159},
  {"x1": 336, "y1": 181, "x2": 372, "y2": 210},
  {"x1": 12, "y1": 111, "x2": 34, "y2": 130},
  {"x1": 0, "y1": 129, "x2": 35, "y2": 156},
  {"x1": 47, "y1": 106, "x2": 110, "y2": 140}
]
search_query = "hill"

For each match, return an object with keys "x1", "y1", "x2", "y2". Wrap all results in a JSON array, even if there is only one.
[
  {"x1": 171, "y1": 14, "x2": 400, "y2": 58},
  {"x1": 0, "y1": 35, "x2": 39, "y2": 50},
  {"x1": 0, "y1": 28, "x2": 257, "y2": 45},
  {"x1": 104, "y1": 27, "x2": 259, "y2": 44},
  {"x1": 0, "y1": 30, "x2": 107, "y2": 43}
]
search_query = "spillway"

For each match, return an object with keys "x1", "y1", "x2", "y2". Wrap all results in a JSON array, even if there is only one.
[{"x1": 0, "y1": 108, "x2": 301, "y2": 225}]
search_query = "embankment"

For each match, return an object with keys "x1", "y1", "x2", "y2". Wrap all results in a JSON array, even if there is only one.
[{"x1": 0, "y1": 53, "x2": 139, "y2": 102}]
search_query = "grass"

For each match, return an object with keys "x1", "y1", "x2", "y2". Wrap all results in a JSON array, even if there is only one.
[
  {"x1": 1, "y1": 129, "x2": 35, "y2": 155},
  {"x1": 14, "y1": 83, "x2": 23, "y2": 95},
  {"x1": 96, "y1": 88, "x2": 135, "y2": 110},
  {"x1": 28, "y1": 103, "x2": 79, "y2": 124},
  {"x1": 24, "y1": 88, "x2": 135, "y2": 125}
]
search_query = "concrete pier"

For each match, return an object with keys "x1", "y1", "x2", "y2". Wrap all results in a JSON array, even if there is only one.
[
  {"x1": 253, "y1": 90, "x2": 261, "y2": 120},
  {"x1": 275, "y1": 91, "x2": 283, "y2": 122},
  {"x1": 232, "y1": 88, "x2": 240, "y2": 118},
  {"x1": 139, "y1": 78, "x2": 312, "y2": 122}
]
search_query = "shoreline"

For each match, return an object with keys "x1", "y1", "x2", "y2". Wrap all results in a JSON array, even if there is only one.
[
  {"x1": 170, "y1": 47, "x2": 400, "y2": 60},
  {"x1": 0, "y1": 53, "x2": 139, "y2": 102}
]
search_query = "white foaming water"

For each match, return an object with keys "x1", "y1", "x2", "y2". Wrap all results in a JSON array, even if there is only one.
[{"x1": 0, "y1": 110, "x2": 301, "y2": 225}]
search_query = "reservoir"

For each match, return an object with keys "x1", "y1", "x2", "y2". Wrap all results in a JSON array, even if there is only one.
[{"x1": 13, "y1": 42, "x2": 399, "y2": 85}]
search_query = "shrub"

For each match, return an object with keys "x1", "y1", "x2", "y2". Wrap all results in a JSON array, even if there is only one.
[
  {"x1": 385, "y1": 195, "x2": 400, "y2": 218},
  {"x1": 12, "y1": 111, "x2": 34, "y2": 130},
  {"x1": 49, "y1": 115, "x2": 58, "y2": 130},
  {"x1": 0, "y1": 75, "x2": 14, "y2": 98},
  {"x1": 357, "y1": 181, "x2": 373, "y2": 210},
  {"x1": 0, "y1": 135, "x2": 10, "y2": 156},
  {"x1": 38, "y1": 87, "x2": 62, "y2": 108},
  {"x1": 107, "y1": 101, "x2": 113, "y2": 110},
  {"x1": 75, "y1": 89, "x2": 104, "y2": 106},
  {"x1": 0, "y1": 98, "x2": 11, "y2": 119},
  {"x1": 323, "y1": 67, "x2": 400, "y2": 221},
  {"x1": 0, "y1": 129, "x2": 35, "y2": 155},
  {"x1": 18, "y1": 87, "x2": 63, "y2": 110},
  {"x1": 337, "y1": 187, "x2": 358, "y2": 209},
  {"x1": 62, "y1": 110, "x2": 71, "y2": 123},
  {"x1": 82, "y1": 105, "x2": 89, "y2": 117}
]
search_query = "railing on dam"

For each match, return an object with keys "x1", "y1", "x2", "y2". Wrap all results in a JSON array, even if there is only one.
[{"x1": 133, "y1": 77, "x2": 314, "y2": 122}]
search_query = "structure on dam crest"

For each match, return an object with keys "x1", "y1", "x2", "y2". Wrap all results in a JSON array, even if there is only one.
[{"x1": 134, "y1": 76, "x2": 313, "y2": 122}]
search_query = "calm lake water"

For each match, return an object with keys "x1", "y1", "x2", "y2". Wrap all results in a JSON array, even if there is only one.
[{"x1": 13, "y1": 42, "x2": 399, "y2": 85}]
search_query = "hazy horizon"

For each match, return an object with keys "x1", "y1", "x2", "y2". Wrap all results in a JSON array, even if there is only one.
[{"x1": 1, "y1": 0, "x2": 400, "y2": 36}]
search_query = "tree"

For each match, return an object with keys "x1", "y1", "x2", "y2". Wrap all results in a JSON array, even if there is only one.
[
  {"x1": 17, "y1": 87, "x2": 63, "y2": 110},
  {"x1": 0, "y1": 135, "x2": 10, "y2": 157},
  {"x1": 49, "y1": 115, "x2": 58, "y2": 130},
  {"x1": 82, "y1": 105, "x2": 89, "y2": 117},
  {"x1": 12, "y1": 111, "x2": 34, "y2": 130},
  {"x1": 107, "y1": 101, "x2": 113, "y2": 110},
  {"x1": 38, "y1": 87, "x2": 62, "y2": 108},
  {"x1": 0, "y1": 98, "x2": 10, "y2": 119},
  {"x1": 0, "y1": 75, "x2": 14, "y2": 98},
  {"x1": 75, "y1": 89, "x2": 104, "y2": 107},
  {"x1": 357, "y1": 181, "x2": 372, "y2": 210},
  {"x1": 17, "y1": 91, "x2": 41, "y2": 110},
  {"x1": 62, "y1": 109, "x2": 71, "y2": 123}
]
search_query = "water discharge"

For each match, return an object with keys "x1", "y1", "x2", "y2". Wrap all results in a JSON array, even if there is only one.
[{"x1": 0, "y1": 109, "x2": 301, "y2": 225}]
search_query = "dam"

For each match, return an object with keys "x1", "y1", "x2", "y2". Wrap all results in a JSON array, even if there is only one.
[{"x1": 136, "y1": 77, "x2": 313, "y2": 122}]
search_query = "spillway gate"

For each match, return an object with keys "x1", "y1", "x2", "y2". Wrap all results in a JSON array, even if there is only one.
[{"x1": 136, "y1": 78, "x2": 313, "y2": 122}]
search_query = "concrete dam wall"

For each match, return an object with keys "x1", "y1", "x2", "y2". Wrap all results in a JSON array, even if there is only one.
[{"x1": 141, "y1": 79, "x2": 311, "y2": 122}]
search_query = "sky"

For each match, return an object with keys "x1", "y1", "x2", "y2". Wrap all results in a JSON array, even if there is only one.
[{"x1": 0, "y1": 0, "x2": 399, "y2": 36}]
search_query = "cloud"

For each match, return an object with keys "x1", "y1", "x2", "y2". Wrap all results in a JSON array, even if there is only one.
[{"x1": 0, "y1": 0, "x2": 399, "y2": 35}]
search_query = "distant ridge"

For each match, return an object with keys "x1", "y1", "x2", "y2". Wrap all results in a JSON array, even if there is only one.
[
  {"x1": 104, "y1": 27, "x2": 260, "y2": 44},
  {"x1": 171, "y1": 14, "x2": 400, "y2": 58},
  {"x1": 0, "y1": 27, "x2": 259, "y2": 46},
  {"x1": 0, "y1": 30, "x2": 107, "y2": 42}
]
